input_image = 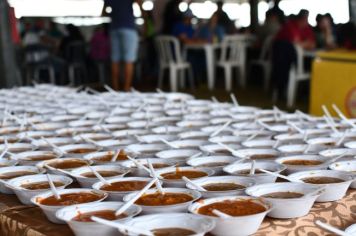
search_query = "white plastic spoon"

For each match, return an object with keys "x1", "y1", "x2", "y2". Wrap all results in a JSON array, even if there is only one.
[
  {"x1": 115, "y1": 178, "x2": 158, "y2": 216},
  {"x1": 147, "y1": 159, "x2": 164, "y2": 194},
  {"x1": 126, "y1": 155, "x2": 151, "y2": 173},
  {"x1": 182, "y1": 176, "x2": 206, "y2": 191},
  {"x1": 159, "y1": 138, "x2": 179, "y2": 149},
  {"x1": 46, "y1": 174, "x2": 61, "y2": 200},
  {"x1": 210, "y1": 120, "x2": 232, "y2": 137},
  {"x1": 87, "y1": 165, "x2": 111, "y2": 186},
  {"x1": 259, "y1": 168, "x2": 303, "y2": 183},
  {"x1": 316, "y1": 220, "x2": 351, "y2": 236},
  {"x1": 212, "y1": 209, "x2": 232, "y2": 219}
]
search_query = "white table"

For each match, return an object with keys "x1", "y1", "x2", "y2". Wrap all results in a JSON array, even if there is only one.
[{"x1": 184, "y1": 43, "x2": 221, "y2": 90}]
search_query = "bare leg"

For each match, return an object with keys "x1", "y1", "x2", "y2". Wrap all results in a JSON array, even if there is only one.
[
  {"x1": 111, "y1": 62, "x2": 120, "y2": 90},
  {"x1": 124, "y1": 62, "x2": 134, "y2": 91}
]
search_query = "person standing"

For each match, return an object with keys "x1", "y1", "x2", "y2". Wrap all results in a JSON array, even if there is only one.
[{"x1": 104, "y1": 0, "x2": 141, "y2": 91}]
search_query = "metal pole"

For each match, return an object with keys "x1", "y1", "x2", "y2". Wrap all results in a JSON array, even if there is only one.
[{"x1": 0, "y1": 0, "x2": 22, "y2": 88}]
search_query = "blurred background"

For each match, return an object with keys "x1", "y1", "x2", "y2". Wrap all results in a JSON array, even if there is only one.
[{"x1": 1, "y1": 0, "x2": 356, "y2": 114}]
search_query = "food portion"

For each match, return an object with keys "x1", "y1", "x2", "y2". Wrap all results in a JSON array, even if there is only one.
[
  {"x1": 47, "y1": 159, "x2": 88, "y2": 169},
  {"x1": 21, "y1": 181, "x2": 64, "y2": 190},
  {"x1": 161, "y1": 170, "x2": 207, "y2": 180},
  {"x1": 235, "y1": 169, "x2": 265, "y2": 175},
  {"x1": 72, "y1": 210, "x2": 127, "y2": 222},
  {"x1": 143, "y1": 163, "x2": 170, "y2": 169},
  {"x1": 26, "y1": 155, "x2": 57, "y2": 161},
  {"x1": 302, "y1": 177, "x2": 344, "y2": 184},
  {"x1": 197, "y1": 162, "x2": 229, "y2": 168},
  {"x1": 38, "y1": 192, "x2": 103, "y2": 206},
  {"x1": 261, "y1": 192, "x2": 304, "y2": 199},
  {"x1": 135, "y1": 192, "x2": 193, "y2": 206},
  {"x1": 152, "y1": 228, "x2": 196, "y2": 236},
  {"x1": 80, "y1": 171, "x2": 122, "y2": 178},
  {"x1": 100, "y1": 180, "x2": 148, "y2": 192},
  {"x1": 198, "y1": 199, "x2": 266, "y2": 217},
  {"x1": 250, "y1": 154, "x2": 277, "y2": 160},
  {"x1": 202, "y1": 182, "x2": 245, "y2": 191},
  {"x1": 67, "y1": 148, "x2": 97, "y2": 154},
  {"x1": 282, "y1": 160, "x2": 323, "y2": 166},
  {"x1": 0, "y1": 171, "x2": 37, "y2": 180},
  {"x1": 92, "y1": 150, "x2": 128, "y2": 162}
]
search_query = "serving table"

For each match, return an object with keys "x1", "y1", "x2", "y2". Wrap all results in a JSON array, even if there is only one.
[{"x1": 0, "y1": 190, "x2": 355, "y2": 236}]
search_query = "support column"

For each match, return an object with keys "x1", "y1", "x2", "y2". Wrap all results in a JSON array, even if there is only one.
[{"x1": 0, "y1": 0, "x2": 21, "y2": 88}]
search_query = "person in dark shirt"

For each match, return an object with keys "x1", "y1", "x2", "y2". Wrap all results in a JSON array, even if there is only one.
[
  {"x1": 271, "y1": 9, "x2": 316, "y2": 100},
  {"x1": 161, "y1": 0, "x2": 183, "y2": 35},
  {"x1": 215, "y1": 1, "x2": 235, "y2": 34},
  {"x1": 104, "y1": 0, "x2": 142, "y2": 91}
]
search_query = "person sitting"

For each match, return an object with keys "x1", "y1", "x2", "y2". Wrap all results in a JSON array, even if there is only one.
[
  {"x1": 314, "y1": 14, "x2": 336, "y2": 49},
  {"x1": 196, "y1": 13, "x2": 225, "y2": 43},
  {"x1": 271, "y1": 9, "x2": 316, "y2": 100}
]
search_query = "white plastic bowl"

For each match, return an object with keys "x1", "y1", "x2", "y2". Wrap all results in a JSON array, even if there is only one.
[
  {"x1": 0, "y1": 166, "x2": 43, "y2": 194},
  {"x1": 31, "y1": 188, "x2": 107, "y2": 224},
  {"x1": 288, "y1": 170, "x2": 353, "y2": 202},
  {"x1": 120, "y1": 158, "x2": 177, "y2": 177},
  {"x1": 246, "y1": 182, "x2": 322, "y2": 218},
  {"x1": 11, "y1": 151, "x2": 60, "y2": 166},
  {"x1": 156, "y1": 149, "x2": 201, "y2": 164},
  {"x1": 71, "y1": 165, "x2": 130, "y2": 188},
  {"x1": 186, "y1": 176, "x2": 255, "y2": 198},
  {"x1": 231, "y1": 148, "x2": 279, "y2": 161},
  {"x1": 329, "y1": 160, "x2": 356, "y2": 188},
  {"x1": 42, "y1": 158, "x2": 92, "y2": 175},
  {"x1": 200, "y1": 144, "x2": 241, "y2": 156},
  {"x1": 186, "y1": 155, "x2": 236, "y2": 174},
  {"x1": 56, "y1": 201, "x2": 141, "y2": 236},
  {"x1": 123, "y1": 188, "x2": 201, "y2": 214},
  {"x1": 124, "y1": 213, "x2": 215, "y2": 236},
  {"x1": 92, "y1": 177, "x2": 153, "y2": 201},
  {"x1": 189, "y1": 195, "x2": 272, "y2": 236},
  {"x1": 59, "y1": 144, "x2": 99, "y2": 157},
  {"x1": 223, "y1": 161, "x2": 286, "y2": 184},
  {"x1": 275, "y1": 155, "x2": 330, "y2": 174},
  {"x1": 155, "y1": 166, "x2": 214, "y2": 187},
  {"x1": 6, "y1": 174, "x2": 72, "y2": 205}
]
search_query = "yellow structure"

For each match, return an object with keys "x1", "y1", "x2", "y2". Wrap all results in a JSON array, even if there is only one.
[{"x1": 310, "y1": 50, "x2": 356, "y2": 117}]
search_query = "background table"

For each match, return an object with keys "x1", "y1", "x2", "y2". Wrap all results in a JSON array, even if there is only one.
[{"x1": 0, "y1": 190, "x2": 355, "y2": 236}]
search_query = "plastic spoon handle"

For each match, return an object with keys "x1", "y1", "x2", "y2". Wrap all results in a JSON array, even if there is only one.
[
  {"x1": 316, "y1": 220, "x2": 352, "y2": 236},
  {"x1": 332, "y1": 104, "x2": 356, "y2": 129},
  {"x1": 212, "y1": 209, "x2": 232, "y2": 219},
  {"x1": 159, "y1": 138, "x2": 178, "y2": 149},
  {"x1": 126, "y1": 155, "x2": 151, "y2": 173},
  {"x1": 210, "y1": 120, "x2": 232, "y2": 137},
  {"x1": 303, "y1": 187, "x2": 326, "y2": 198},
  {"x1": 230, "y1": 93, "x2": 239, "y2": 107},
  {"x1": 111, "y1": 150, "x2": 121, "y2": 162},
  {"x1": 87, "y1": 165, "x2": 111, "y2": 186},
  {"x1": 46, "y1": 174, "x2": 61, "y2": 200},
  {"x1": 217, "y1": 142, "x2": 236, "y2": 155},
  {"x1": 249, "y1": 160, "x2": 256, "y2": 175},
  {"x1": 147, "y1": 159, "x2": 164, "y2": 194},
  {"x1": 115, "y1": 178, "x2": 158, "y2": 216},
  {"x1": 182, "y1": 176, "x2": 206, "y2": 191},
  {"x1": 259, "y1": 168, "x2": 303, "y2": 183},
  {"x1": 91, "y1": 216, "x2": 154, "y2": 236}
]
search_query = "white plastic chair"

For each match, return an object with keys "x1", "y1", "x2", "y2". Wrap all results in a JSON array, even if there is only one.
[
  {"x1": 287, "y1": 45, "x2": 310, "y2": 108},
  {"x1": 155, "y1": 36, "x2": 194, "y2": 92},
  {"x1": 249, "y1": 35, "x2": 274, "y2": 91},
  {"x1": 216, "y1": 35, "x2": 248, "y2": 91}
]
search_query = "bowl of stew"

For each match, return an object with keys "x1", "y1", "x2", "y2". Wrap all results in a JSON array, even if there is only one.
[
  {"x1": 275, "y1": 155, "x2": 330, "y2": 174},
  {"x1": 42, "y1": 158, "x2": 92, "y2": 175},
  {"x1": 92, "y1": 177, "x2": 154, "y2": 201},
  {"x1": 186, "y1": 176, "x2": 255, "y2": 198},
  {"x1": 156, "y1": 167, "x2": 214, "y2": 187},
  {"x1": 223, "y1": 161, "x2": 286, "y2": 184},
  {"x1": 231, "y1": 149, "x2": 279, "y2": 161},
  {"x1": 7, "y1": 174, "x2": 72, "y2": 205},
  {"x1": 123, "y1": 187, "x2": 201, "y2": 214},
  {"x1": 11, "y1": 151, "x2": 61, "y2": 166},
  {"x1": 288, "y1": 170, "x2": 353, "y2": 202},
  {"x1": 31, "y1": 188, "x2": 108, "y2": 224},
  {"x1": 0, "y1": 166, "x2": 43, "y2": 194},
  {"x1": 83, "y1": 150, "x2": 129, "y2": 165},
  {"x1": 186, "y1": 155, "x2": 236, "y2": 174},
  {"x1": 189, "y1": 196, "x2": 272, "y2": 236},
  {"x1": 58, "y1": 144, "x2": 100, "y2": 157},
  {"x1": 329, "y1": 160, "x2": 356, "y2": 188},
  {"x1": 246, "y1": 182, "x2": 322, "y2": 218},
  {"x1": 120, "y1": 158, "x2": 177, "y2": 177},
  {"x1": 156, "y1": 149, "x2": 202, "y2": 165},
  {"x1": 124, "y1": 213, "x2": 215, "y2": 236},
  {"x1": 71, "y1": 165, "x2": 130, "y2": 188},
  {"x1": 56, "y1": 201, "x2": 141, "y2": 236}
]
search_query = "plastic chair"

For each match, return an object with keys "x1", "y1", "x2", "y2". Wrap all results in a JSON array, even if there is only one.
[
  {"x1": 216, "y1": 35, "x2": 248, "y2": 91},
  {"x1": 155, "y1": 36, "x2": 194, "y2": 92},
  {"x1": 66, "y1": 41, "x2": 87, "y2": 86},
  {"x1": 249, "y1": 35, "x2": 274, "y2": 91},
  {"x1": 287, "y1": 45, "x2": 310, "y2": 108}
]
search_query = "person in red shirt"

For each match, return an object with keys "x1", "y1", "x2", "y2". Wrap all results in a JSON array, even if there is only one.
[{"x1": 271, "y1": 10, "x2": 315, "y2": 100}]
